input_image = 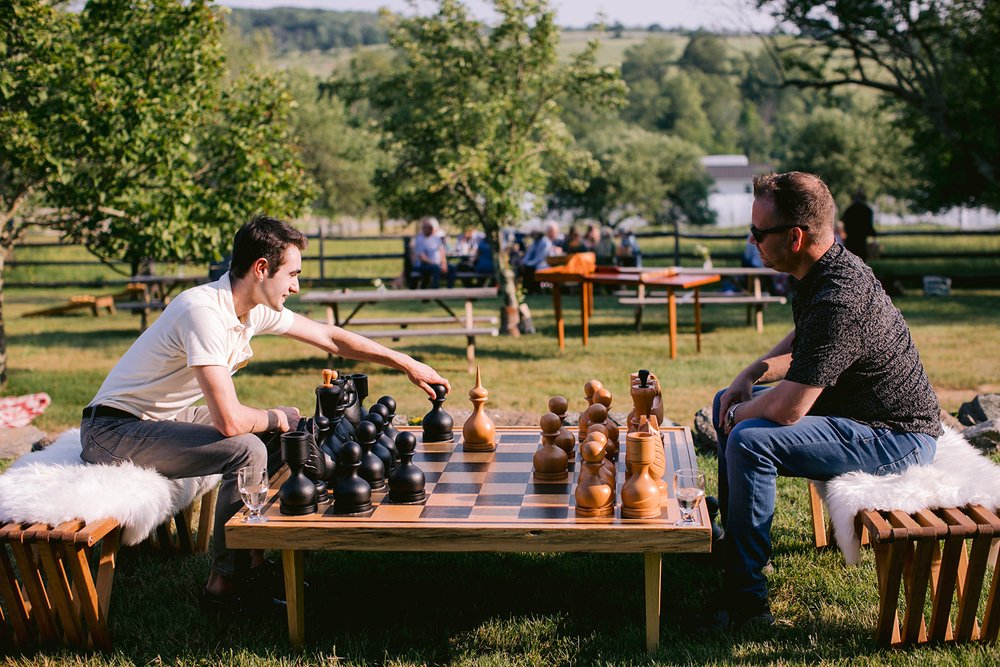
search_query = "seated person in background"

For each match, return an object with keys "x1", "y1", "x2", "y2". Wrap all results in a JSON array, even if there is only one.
[
  {"x1": 708, "y1": 172, "x2": 940, "y2": 630},
  {"x1": 452, "y1": 228, "x2": 484, "y2": 284},
  {"x1": 562, "y1": 226, "x2": 585, "y2": 253},
  {"x1": 519, "y1": 221, "x2": 563, "y2": 294},
  {"x1": 81, "y1": 213, "x2": 450, "y2": 614},
  {"x1": 594, "y1": 225, "x2": 617, "y2": 267},
  {"x1": 614, "y1": 227, "x2": 641, "y2": 267},
  {"x1": 470, "y1": 234, "x2": 496, "y2": 285},
  {"x1": 412, "y1": 217, "x2": 455, "y2": 289},
  {"x1": 582, "y1": 223, "x2": 600, "y2": 251}
]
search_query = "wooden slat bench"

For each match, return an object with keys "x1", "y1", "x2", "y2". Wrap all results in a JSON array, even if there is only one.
[
  {"x1": 0, "y1": 487, "x2": 216, "y2": 652},
  {"x1": 346, "y1": 326, "x2": 499, "y2": 372},
  {"x1": 619, "y1": 292, "x2": 787, "y2": 333}
]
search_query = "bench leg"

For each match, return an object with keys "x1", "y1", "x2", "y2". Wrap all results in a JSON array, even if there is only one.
[
  {"x1": 196, "y1": 486, "x2": 218, "y2": 554},
  {"x1": 808, "y1": 481, "x2": 829, "y2": 549},
  {"x1": 466, "y1": 336, "x2": 476, "y2": 375}
]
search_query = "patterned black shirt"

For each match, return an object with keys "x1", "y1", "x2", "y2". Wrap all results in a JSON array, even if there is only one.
[{"x1": 786, "y1": 243, "x2": 942, "y2": 436}]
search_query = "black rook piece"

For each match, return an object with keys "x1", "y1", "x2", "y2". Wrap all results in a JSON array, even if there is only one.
[
  {"x1": 333, "y1": 441, "x2": 373, "y2": 516},
  {"x1": 422, "y1": 383, "x2": 454, "y2": 444},
  {"x1": 354, "y1": 420, "x2": 387, "y2": 492},
  {"x1": 385, "y1": 431, "x2": 426, "y2": 505},
  {"x1": 351, "y1": 373, "x2": 370, "y2": 422},
  {"x1": 279, "y1": 431, "x2": 318, "y2": 516}
]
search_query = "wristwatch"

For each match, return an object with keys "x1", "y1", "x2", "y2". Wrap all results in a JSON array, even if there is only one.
[{"x1": 725, "y1": 402, "x2": 741, "y2": 431}]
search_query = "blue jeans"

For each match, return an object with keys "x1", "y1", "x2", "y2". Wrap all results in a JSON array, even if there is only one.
[{"x1": 712, "y1": 387, "x2": 936, "y2": 608}]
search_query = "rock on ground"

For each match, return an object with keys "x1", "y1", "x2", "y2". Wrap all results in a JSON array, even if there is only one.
[
  {"x1": 958, "y1": 394, "x2": 1000, "y2": 426},
  {"x1": 940, "y1": 409, "x2": 964, "y2": 431},
  {"x1": 963, "y1": 420, "x2": 1000, "y2": 453},
  {"x1": 0, "y1": 426, "x2": 48, "y2": 459},
  {"x1": 692, "y1": 407, "x2": 718, "y2": 456}
]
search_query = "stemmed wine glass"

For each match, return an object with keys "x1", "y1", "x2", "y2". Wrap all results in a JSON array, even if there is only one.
[
  {"x1": 674, "y1": 468, "x2": 706, "y2": 526},
  {"x1": 238, "y1": 466, "x2": 269, "y2": 524}
]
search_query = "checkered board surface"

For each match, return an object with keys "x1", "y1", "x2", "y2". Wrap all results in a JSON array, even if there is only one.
[{"x1": 261, "y1": 425, "x2": 700, "y2": 525}]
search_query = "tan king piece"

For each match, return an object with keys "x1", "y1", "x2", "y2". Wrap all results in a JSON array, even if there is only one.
[{"x1": 462, "y1": 367, "x2": 496, "y2": 452}]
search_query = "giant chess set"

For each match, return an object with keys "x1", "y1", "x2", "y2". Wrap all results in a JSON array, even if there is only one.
[{"x1": 274, "y1": 368, "x2": 693, "y2": 522}]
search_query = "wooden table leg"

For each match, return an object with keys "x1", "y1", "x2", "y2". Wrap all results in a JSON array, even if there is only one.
[
  {"x1": 644, "y1": 552, "x2": 662, "y2": 654},
  {"x1": 581, "y1": 281, "x2": 589, "y2": 347},
  {"x1": 667, "y1": 289, "x2": 677, "y2": 360},
  {"x1": 282, "y1": 549, "x2": 305, "y2": 648},
  {"x1": 553, "y1": 284, "x2": 565, "y2": 351},
  {"x1": 587, "y1": 282, "x2": 594, "y2": 317},
  {"x1": 694, "y1": 287, "x2": 702, "y2": 353}
]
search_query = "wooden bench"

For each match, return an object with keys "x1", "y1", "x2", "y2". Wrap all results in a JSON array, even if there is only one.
[
  {"x1": 0, "y1": 487, "x2": 216, "y2": 652},
  {"x1": 619, "y1": 291, "x2": 787, "y2": 333}
]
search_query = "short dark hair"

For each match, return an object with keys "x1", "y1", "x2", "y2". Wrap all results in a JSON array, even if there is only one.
[
  {"x1": 753, "y1": 172, "x2": 836, "y2": 235},
  {"x1": 229, "y1": 213, "x2": 307, "y2": 279}
]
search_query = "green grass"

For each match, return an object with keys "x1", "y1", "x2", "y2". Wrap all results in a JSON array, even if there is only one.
[{"x1": 2, "y1": 287, "x2": 999, "y2": 664}]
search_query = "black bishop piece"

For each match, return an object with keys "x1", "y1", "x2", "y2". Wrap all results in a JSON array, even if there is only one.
[
  {"x1": 421, "y1": 383, "x2": 454, "y2": 444},
  {"x1": 385, "y1": 431, "x2": 426, "y2": 505}
]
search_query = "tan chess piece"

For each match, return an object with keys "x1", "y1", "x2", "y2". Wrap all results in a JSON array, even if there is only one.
[
  {"x1": 587, "y1": 422, "x2": 615, "y2": 462},
  {"x1": 579, "y1": 379, "x2": 603, "y2": 439},
  {"x1": 462, "y1": 366, "x2": 496, "y2": 452},
  {"x1": 629, "y1": 370, "x2": 664, "y2": 427},
  {"x1": 584, "y1": 431, "x2": 616, "y2": 493},
  {"x1": 628, "y1": 369, "x2": 657, "y2": 432},
  {"x1": 575, "y1": 437, "x2": 614, "y2": 518},
  {"x1": 323, "y1": 368, "x2": 338, "y2": 385},
  {"x1": 547, "y1": 396, "x2": 576, "y2": 456},
  {"x1": 533, "y1": 412, "x2": 569, "y2": 481},
  {"x1": 625, "y1": 416, "x2": 668, "y2": 501},
  {"x1": 586, "y1": 402, "x2": 619, "y2": 445},
  {"x1": 620, "y1": 427, "x2": 662, "y2": 519}
]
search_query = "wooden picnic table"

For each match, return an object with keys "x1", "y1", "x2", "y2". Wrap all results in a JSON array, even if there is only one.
[
  {"x1": 122, "y1": 275, "x2": 208, "y2": 331},
  {"x1": 300, "y1": 287, "x2": 500, "y2": 371},
  {"x1": 226, "y1": 424, "x2": 710, "y2": 654},
  {"x1": 536, "y1": 261, "x2": 720, "y2": 360}
]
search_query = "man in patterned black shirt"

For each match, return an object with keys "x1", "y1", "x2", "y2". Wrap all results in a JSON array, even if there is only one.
[{"x1": 708, "y1": 171, "x2": 941, "y2": 629}]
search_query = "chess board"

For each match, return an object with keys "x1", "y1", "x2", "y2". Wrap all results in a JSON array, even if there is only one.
[{"x1": 229, "y1": 425, "x2": 710, "y2": 553}]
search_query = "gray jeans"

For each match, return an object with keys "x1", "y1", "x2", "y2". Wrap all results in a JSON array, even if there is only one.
[{"x1": 80, "y1": 406, "x2": 283, "y2": 578}]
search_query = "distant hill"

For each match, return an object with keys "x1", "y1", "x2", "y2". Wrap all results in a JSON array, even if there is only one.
[{"x1": 228, "y1": 8, "x2": 387, "y2": 53}]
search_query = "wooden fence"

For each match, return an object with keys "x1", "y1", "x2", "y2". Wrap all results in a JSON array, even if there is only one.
[{"x1": 5, "y1": 226, "x2": 1000, "y2": 289}]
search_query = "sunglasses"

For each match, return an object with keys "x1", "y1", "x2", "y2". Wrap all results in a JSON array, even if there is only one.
[{"x1": 749, "y1": 223, "x2": 808, "y2": 243}]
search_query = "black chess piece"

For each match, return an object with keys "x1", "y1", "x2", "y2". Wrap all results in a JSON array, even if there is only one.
[
  {"x1": 352, "y1": 373, "x2": 370, "y2": 421},
  {"x1": 422, "y1": 383, "x2": 454, "y2": 443},
  {"x1": 361, "y1": 413, "x2": 395, "y2": 474},
  {"x1": 375, "y1": 396, "x2": 401, "y2": 440},
  {"x1": 297, "y1": 418, "x2": 334, "y2": 502},
  {"x1": 366, "y1": 404, "x2": 399, "y2": 468},
  {"x1": 342, "y1": 374, "x2": 365, "y2": 427},
  {"x1": 385, "y1": 431, "x2": 426, "y2": 505},
  {"x1": 279, "y1": 431, "x2": 318, "y2": 515},
  {"x1": 354, "y1": 420, "x2": 387, "y2": 492},
  {"x1": 333, "y1": 376, "x2": 358, "y2": 441},
  {"x1": 638, "y1": 368, "x2": 650, "y2": 388},
  {"x1": 333, "y1": 441, "x2": 373, "y2": 516}
]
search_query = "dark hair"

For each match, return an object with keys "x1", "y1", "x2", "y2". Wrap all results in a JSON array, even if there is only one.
[
  {"x1": 752, "y1": 172, "x2": 836, "y2": 235},
  {"x1": 229, "y1": 213, "x2": 307, "y2": 279}
]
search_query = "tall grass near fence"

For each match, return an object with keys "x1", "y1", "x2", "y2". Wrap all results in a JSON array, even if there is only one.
[{"x1": 1, "y1": 288, "x2": 999, "y2": 665}]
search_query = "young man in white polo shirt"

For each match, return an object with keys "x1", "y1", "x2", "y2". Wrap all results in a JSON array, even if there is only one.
[{"x1": 81, "y1": 214, "x2": 451, "y2": 613}]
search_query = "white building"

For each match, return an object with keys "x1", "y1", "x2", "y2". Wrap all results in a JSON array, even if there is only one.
[{"x1": 701, "y1": 155, "x2": 771, "y2": 228}]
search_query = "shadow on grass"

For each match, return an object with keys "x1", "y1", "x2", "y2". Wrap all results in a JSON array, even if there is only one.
[
  {"x1": 96, "y1": 547, "x2": 912, "y2": 666},
  {"x1": 7, "y1": 327, "x2": 139, "y2": 349}
]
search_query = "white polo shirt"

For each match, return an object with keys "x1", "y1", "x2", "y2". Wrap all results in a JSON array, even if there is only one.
[{"x1": 89, "y1": 273, "x2": 294, "y2": 420}]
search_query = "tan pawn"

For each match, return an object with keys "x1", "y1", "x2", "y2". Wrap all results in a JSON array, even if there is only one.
[
  {"x1": 579, "y1": 379, "x2": 603, "y2": 439},
  {"x1": 621, "y1": 429, "x2": 662, "y2": 519},
  {"x1": 586, "y1": 402, "x2": 619, "y2": 447},
  {"x1": 533, "y1": 412, "x2": 568, "y2": 481},
  {"x1": 587, "y1": 422, "x2": 615, "y2": 462},
  {"x1": 548, "y1": 396, "x2": 576, "y2": 456},
  {"x1": 462, "y1": 366, "x2": 496, "y2": 452},
  {"x1": 584, "y1": 431, "x2": 615, "y2": 490},
  {"x1": 575, "y1": 438, "x2": 614, "y2": 518}
]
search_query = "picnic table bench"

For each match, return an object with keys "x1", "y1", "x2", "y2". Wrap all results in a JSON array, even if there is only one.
[{"x1": 300, "y1": 287, "x2": 500, "y2": 372}]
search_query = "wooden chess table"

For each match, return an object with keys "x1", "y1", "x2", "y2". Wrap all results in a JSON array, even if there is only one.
[{"x1": 225, "y1": 425, "x2": 710, "y2": 653}]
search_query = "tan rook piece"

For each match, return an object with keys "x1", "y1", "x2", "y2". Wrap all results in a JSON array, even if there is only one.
[
  {"x1": 621, "y1": 428, "x2": 662, "y2": 519},
  {"x1": 626, "y1": 416, "x2": 667, "y2": 501},
  {"x1": 533, "y1": 413, "x2": 569, "y2": 481},
  {"x1": 462, "y1": 367, "x2": 496, "y2": 452},
  {"x1": 575, "y1": 437, "x2": 615, "y2": 518},
  {"x1": 548, "y1": 396, "x2": 576, "y2": 455}
]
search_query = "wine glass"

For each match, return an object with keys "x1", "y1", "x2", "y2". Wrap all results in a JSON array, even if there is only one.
[
  {"x1": 674, "y1": 468, "x2": 706, "y2": 526},
  {"x1": 238, "y1": 466, "x2": 269, "y2": 524}
]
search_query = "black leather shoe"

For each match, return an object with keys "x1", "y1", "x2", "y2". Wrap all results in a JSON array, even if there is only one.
[{"x1": 694, "y1": 595, "x2": 774, "y2": 633}]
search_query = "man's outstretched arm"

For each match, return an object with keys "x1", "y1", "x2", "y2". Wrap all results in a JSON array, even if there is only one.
[
  {"x1": 282, "y1": 313, "x2": 451, "y2": 398},
  {"x1": 193, "y1": 365, "x2": 300, "y2": 437}
]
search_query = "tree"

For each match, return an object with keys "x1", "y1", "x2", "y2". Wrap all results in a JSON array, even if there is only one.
[
  {"x1": 0, "y1": 0, "x2": 314, "y2": 386},
  {"x1": 549, "y1": 122, "x2": 714, "y2": 227},
  {"x1": 329, "y1": 0, "x2": 625, "y2": 333},
  {"x1": 757, "y1": 0, "x2": 1000, "y2": 210}
]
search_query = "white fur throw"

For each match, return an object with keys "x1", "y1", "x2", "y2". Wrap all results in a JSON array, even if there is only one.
[
  {"x1": 0, "y1": 429, "x2": 220, "y2": 546},
  {"x1": 813, "y1": 426, "x2": 1000, "y2": 565}
]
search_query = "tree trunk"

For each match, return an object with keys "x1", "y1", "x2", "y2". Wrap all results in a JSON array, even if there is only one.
[
  {"x1": 487, "y1": 227, "x2": 521, "y2": 336},
  {"x1": 0, "y1": 254, "x2": 7, "y2": 388}
]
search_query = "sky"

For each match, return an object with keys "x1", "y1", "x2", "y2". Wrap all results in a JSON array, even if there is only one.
[{"x1": 220, "y1": 1, "x2": 777, "y2": 33}]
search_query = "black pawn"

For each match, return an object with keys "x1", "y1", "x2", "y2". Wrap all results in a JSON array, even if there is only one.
[
  {"x1": 362, "y1": 413, "x2": 395, "y2": 473},
  {"x1": 386, "y1": 432, "x2": 426, "y2": 505},
  {"x1": 367, "y1": 404, "x2": 399, "y2": 467},
  {"x1": 422, "y1": 383, "x2": 454, "y2": 444},
  {"x1": 354, "y1": 420, "x2": 387, "y2": 493},
  {"x1": 376, "y1": 396, "x2": 401, "y2": 440},
  {"x1": 333, "y1": 441, "x2": 373, "y2": 516}
]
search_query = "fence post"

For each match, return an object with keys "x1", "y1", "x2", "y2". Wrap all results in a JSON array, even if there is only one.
[
  {"x1": 318, "y1": 226, "x2": 325, "y2": 282},
  {"x1": 673, "y1": 223, "x2": 681, "y2": 266}
]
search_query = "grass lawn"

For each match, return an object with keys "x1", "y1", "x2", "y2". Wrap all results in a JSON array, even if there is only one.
[{"x1": 2, "y1": 286, "x2": 999, "y2": 665}]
